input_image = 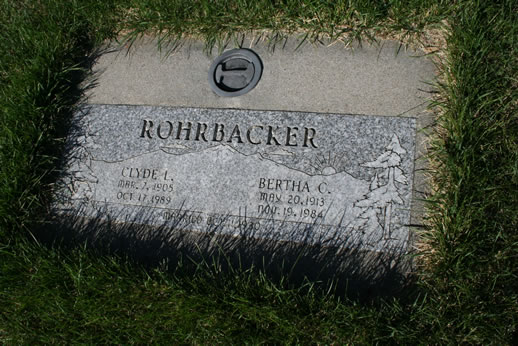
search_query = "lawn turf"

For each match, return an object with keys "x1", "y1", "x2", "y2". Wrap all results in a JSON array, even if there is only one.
[{"x1": 1, "y1": 0, "x2": 517, "y2": 343}]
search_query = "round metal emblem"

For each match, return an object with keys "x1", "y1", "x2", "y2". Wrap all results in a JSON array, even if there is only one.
[{"x1": 208, "y1": 49, "x2": 263, "y2": 97}]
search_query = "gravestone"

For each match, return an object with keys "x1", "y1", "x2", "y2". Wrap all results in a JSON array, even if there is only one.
[{"x1": 53, "y1": 37, "x2": 434, "y2": 290}]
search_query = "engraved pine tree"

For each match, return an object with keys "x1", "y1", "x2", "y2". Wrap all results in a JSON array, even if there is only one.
[
  {"x1": 67, "y1": 130, "x2": 99, "y2": 200},
  {"x1": 355, "y1": 134, "x2": 408, "y2": 239},
  {"x1": 352, "y1": 174, "x2": 383, "y2": 241}
]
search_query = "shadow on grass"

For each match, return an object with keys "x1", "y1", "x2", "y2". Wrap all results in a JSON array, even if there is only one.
[{"x1": 37, "y1": 200, "x2": 415, "y2": 301}]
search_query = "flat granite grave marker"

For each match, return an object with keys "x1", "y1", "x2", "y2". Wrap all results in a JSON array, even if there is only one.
[{"x1": 55, "y1": 104, "x2": 416, "y2": 252}]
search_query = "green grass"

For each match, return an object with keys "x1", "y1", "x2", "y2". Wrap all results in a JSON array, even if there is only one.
[
  {"x1": 119, "y1": 0, "x2": 452, "y2": 51},
  {"x1": 421, "y1": 0, "x2": 518, "y2": 340},
  {"x1": 1, "y1": 0, "x2": 517, "y2": 343},
  {"x1": 0, "y1": 242, "x2": 409, "y2": 343}
]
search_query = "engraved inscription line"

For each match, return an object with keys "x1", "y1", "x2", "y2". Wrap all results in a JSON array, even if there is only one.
[{"x1": 140, "y1": 120, "x2": 318, "y2": 148}]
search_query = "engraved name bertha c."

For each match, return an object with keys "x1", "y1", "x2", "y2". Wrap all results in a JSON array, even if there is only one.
[{"x1": 56, "y1": 105, "x2": 416, "y2": 251}]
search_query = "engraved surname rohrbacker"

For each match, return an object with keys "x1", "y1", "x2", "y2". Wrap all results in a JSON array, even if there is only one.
[{"x1": 140, "y1": 120, "x2": 318, "y2": 148}]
